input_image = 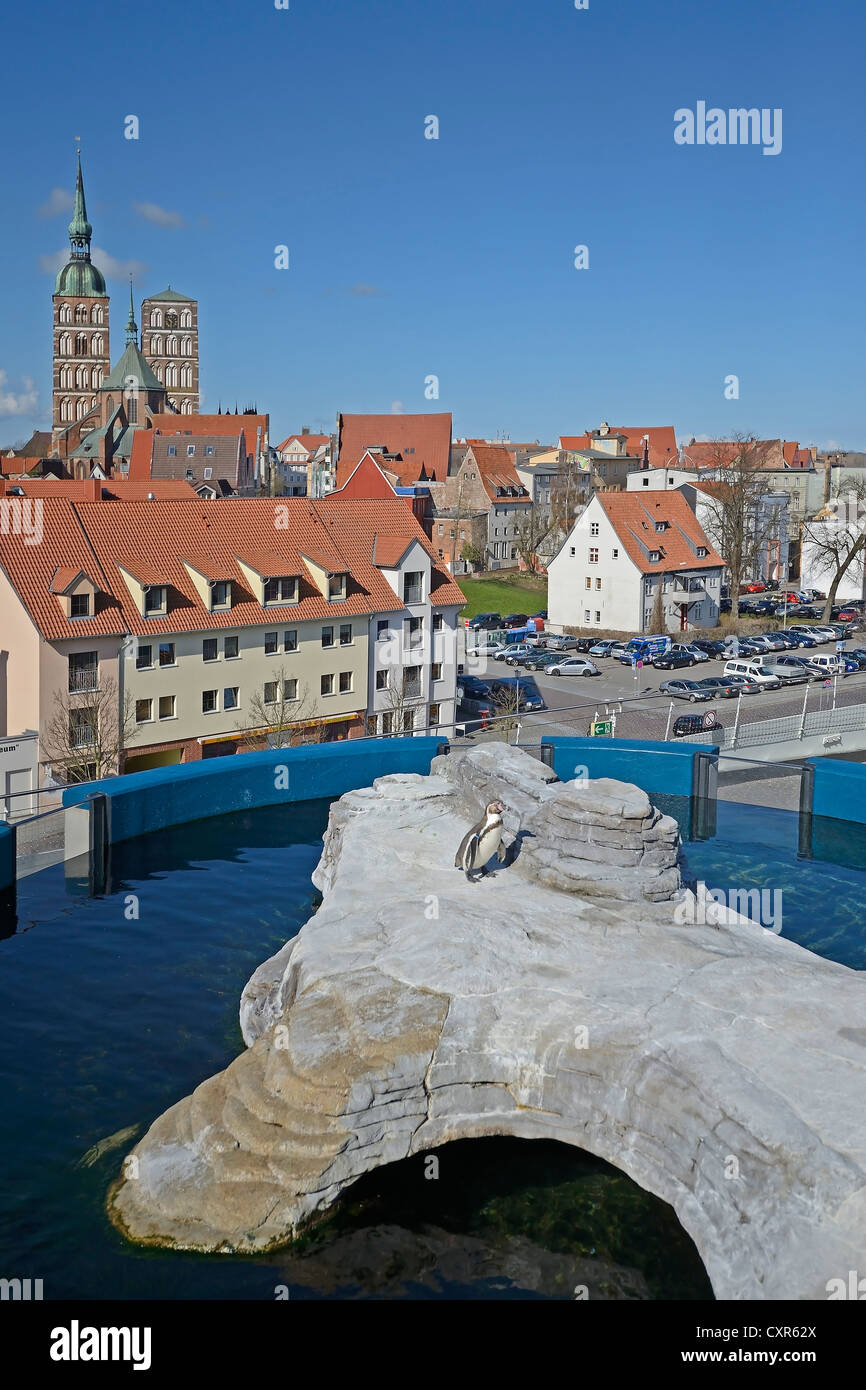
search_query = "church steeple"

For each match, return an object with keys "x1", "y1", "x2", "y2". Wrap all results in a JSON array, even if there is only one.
[
  {"x1": 125, "y1": 279, "x2": 138, "y2": 345},
  {"x1": 67, "y1": 150, "x2": 93, "y2": 260}
]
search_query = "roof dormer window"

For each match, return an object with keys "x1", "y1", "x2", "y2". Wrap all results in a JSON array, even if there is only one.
[
  {"x1": 264, "y1": 576, "x2": 299, "y2": 605},
  {"x1": 211, "y1": 580, "x2": 231, "y2": 610},
  {"x1": 649, "y1": 550, "x2": 660, "y2": 563},
  {"x1": 144, "y1": 585, "x2": 168, "y2": 616},
  {"x1": 697, "y1": 546, "x2": 707, "y2": 558},
  {"x1": 328, "y1": 573, "x2": 347, "y2": 602},
  {"x1": 70, "y1": 593, "x2": 91, "y2": 619}
]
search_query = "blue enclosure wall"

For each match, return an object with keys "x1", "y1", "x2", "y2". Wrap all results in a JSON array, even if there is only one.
[
  {"x1": 541, "y1": 736, "x2": 717, "y2": 798},
  {"x1": 0, "y1": 823, "x2": 14, "y2": 896},
  {"x1": 61, "y1": 738, "x2": 446, "y2": 846},
  {"x1": 805, "y1": 757, "x2": 866, "y2": 825}
]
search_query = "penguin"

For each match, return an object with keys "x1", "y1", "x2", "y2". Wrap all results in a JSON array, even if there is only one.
[{"x1": 455, "y1": 800, "x2": 507, "y2": 882}]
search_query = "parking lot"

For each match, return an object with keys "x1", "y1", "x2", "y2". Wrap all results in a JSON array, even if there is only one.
[{"x1": 462, "y1": 631, "x2": 866, "y2": 744}]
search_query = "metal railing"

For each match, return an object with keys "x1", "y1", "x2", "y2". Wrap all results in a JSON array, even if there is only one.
[{"x1": 677, "y1": 699, "x2": 866, "y2": 751}]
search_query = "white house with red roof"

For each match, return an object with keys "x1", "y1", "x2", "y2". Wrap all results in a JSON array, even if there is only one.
[{"x1": 548, "y1": 489, "x2": 725, "y2": 634}]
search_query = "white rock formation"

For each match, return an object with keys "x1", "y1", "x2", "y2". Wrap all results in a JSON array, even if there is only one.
[{"x1": 110, "y1": 746, "x2": 866, "y2": 1299}]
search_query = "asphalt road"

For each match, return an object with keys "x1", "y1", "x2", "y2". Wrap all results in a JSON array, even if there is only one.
[{"x1": 473, "y1": 635, "x2": 866, "y2": 745}]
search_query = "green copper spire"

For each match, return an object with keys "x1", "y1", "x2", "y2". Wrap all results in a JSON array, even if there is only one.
[
  {"x1": 125, "y1": 278, "x2": 138, "y2": 344},
  {"x1": 55, "y1": 151, "x2": 106, "y2": 296},
  {"x1": 67, "y1": 150, "x2": 93, "y2": 253}
]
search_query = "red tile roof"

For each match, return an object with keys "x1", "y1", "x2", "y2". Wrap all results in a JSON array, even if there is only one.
[
  {"x1": 0, "y1": 478, "x2": 198, "y2": 501},
  {"x1": 464, "y1": 444, "x2": 531, "y2": 502},
  {"x1": 0, "y1": 456, "x2": 45, "y2": 477},
  {"x1": 277, "y1": 434, "x2": 330, "y2": 454},
  {"x1": 596, "y1": 490, "x2": 724, "y2": 576},
  {"x1": 0, "y1": 496, "x2": 465, "y2": 644},
  {"x1": 560, "y1": 426, "x2": 678, "y2": 468},
  {"x1": 337, "y1": 413, "x2": 452, "y2": 486},
  {"x1": 679, "y1": 438, "x2": 784, "y2": 471}
]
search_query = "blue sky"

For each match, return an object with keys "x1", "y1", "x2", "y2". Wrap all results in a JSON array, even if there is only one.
[{"x1": 1, "y1": 0, "x2": 864, "y2": 450}]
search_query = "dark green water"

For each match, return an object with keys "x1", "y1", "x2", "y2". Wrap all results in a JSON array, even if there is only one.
[{"x1": 2, "y1": 793, "x2": 863, "y2": 1300}]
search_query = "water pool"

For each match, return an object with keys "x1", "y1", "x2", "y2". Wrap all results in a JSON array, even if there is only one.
[{"x1": 2, "y1": 793, "x2": 863, "y2": 1300}]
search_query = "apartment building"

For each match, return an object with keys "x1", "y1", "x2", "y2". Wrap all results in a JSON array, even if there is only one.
[
  {"x1": 0, "y1": 495, "x2": 463, "y2": 784},
  {"x1": 548, "y1": 490, "x2": 724, "y2": 634}
]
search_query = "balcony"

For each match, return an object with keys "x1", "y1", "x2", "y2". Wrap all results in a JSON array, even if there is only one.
[
  {"x1": 669, "y1": 578, "x2": 708, "y2": 603},
  {"x1": 68, "y1": 668, "x2": 99, "y2": 694}
]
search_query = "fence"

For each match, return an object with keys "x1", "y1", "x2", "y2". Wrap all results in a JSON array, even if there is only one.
[{"x1": 678, "y1": 700, "x2": 866, "y2": 751}]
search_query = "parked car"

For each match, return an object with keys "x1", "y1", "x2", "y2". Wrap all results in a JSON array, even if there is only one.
[
  {"x1": 741, "y1": 581, "x2": 766, "y2": 593},
  {"x1": 697, "y1": 676, "x2": 742, "y2": 698},
  {"x1": 456, "y1": 683, "x2": 495, "y2": 727},
  {"x1": 720, "y1": 597, "x2": 732, "y2": 614},
  {"x1": 849, "y1": 648, "x2": 866, "y2": 663},
  {"x1": 659, "y1": 679, "x2": 713, "y2": 701},
  {"x1": 654, "y1": 651, "x2": 697, "y2": 670},
  {"x1": 531, "y1": 610, "x2": 548, "y2": 619},
  {"x1": 516, "y1": 649, "x2": 563, "y2": 672},
  {"x1": 621, "y1": 635, "x2": 672, "y2": 664},
  {"x1": 485, "y1": 675, "x2": 545, "y2": 711},
  {"x1": 543, "y1": 634, "x2": 579, "y2": 653},
  {"x1": 722, "y1": 659, "x2": 782, "y2": 688},
  {"x1": 841, "y1": 654, "x2": 866, "y2": 672},
  {"x1": 757, "y1": 633, "x2": 788, "y2": 651},
  {"x1": 770, "y1": 656, "x2": 826, "y2": 680},
  {"x1": 723, "y1": 673, "x2": 764, "y2": 695},
  {"x1": 751, "y1": 599, "x2": 779, "y2": 615},
  {"x1": 588, "y1": 640, "x2": 621, "y2": 657},
  {"x1": 828, "y1": 622, "x2": 855, "y2": 639},
  {"x1": 691, "y1": 639, "x2": 726, "y2": 658},
  {"x1": 672, "y1": 713, "x2": 722, "y2": 738},
  {"x1": 573, "y1": 636, "x2": 599, "y2": 652},
  {"x1": 789, "y1": 624, "x2": 834, "y2": 642},
  {"x1": 502, "y1": 613, "x2": 529, "y2": 629},
  {"x1": 466, "y1": 612, "x2": 501, "y2": 630},
  {"x1": 500, "y1": 642, "x2": 539, "y2": 664},
  {"x1": 548, "y1": 657, "x2": 600, "y2": 677},
  {"x1": 783, "y1": 630, "x2": 819, "y2": 648}
]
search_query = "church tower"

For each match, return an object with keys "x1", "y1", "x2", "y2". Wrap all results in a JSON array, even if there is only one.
[
  {"x1": 141, "y1": 287, "x2": 199, "y2": 414},
  {"x1": 52, "y1": 153, "x2": 110, "y2": 433}
]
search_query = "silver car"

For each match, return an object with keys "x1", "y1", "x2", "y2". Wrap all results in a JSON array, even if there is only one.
[{"x1": 548, "y1": 657, "x2": 600, "y2": 677}]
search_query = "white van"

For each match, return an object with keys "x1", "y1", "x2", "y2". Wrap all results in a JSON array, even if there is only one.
[
  {"x1": 807, "y1": 652, "x2": 845, "y2": 675},
  {"x1": 723, "y1": 659, "x2": 782, "y2": 688}
]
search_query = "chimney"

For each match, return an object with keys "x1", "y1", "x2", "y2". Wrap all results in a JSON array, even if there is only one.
[
  {"x1": 641, "y1": 435, "x2": 650, "y2": 471},
  {"x1": 302, "y1": 426, "x2": 310, "y2": 435},
  {"x1": 86, "y1": 478, "x2": 100, "y2": 501}
]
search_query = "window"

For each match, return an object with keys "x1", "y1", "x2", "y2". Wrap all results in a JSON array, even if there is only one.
[
  {"x1": 167, "y1": 445, "x2": 177, "y2": 457},
  {"x1": 283, "y1": 678, "x2": 298, "y2": 702},
  {"x1": 649, "y1": 550, "x2": 660, "y2": 563},
  {"x1": 595, "y1": 611, "x2": 601, "y2": 624},
  {"x1": 135, "y1": 698, "x2": 152, "y2": 724},
  {"x1": 612, "y1": 548, "x2": 619, "y2": 558},
  {"x1": 381, "y1": 712, "x2": 393, "y2": 734},
  {"x1": 697, "y1": 547, "x2": 707, "y2": 558},
  {"x1": 408, "y1": 616, "x2": 423, "y2": 647},
  {"x1": 570, "y1": 547, "x2": 576, "y2": 557},
  {"x1": 158, "y1": 642, "x2": 175, "y2": 667},
  {"x1": 284, "y1": 629, "x2": 297, "y2": 653},
  {"x1": 263, "y1": 577, "x2": 298, "y2": 604},
  {"x1": 158, "y1": 695, "x2": 176, "y2": 720},
  {"x1": 655, "y1": 522, "x2": 666, "y2": 533},
  {"x1": 402, "y1": 710, "x2": 414, "y2": 732},
  {"x1": 584, "y1": 609, "x2": 591, "y2": 623},
  {"x1": 405, "y1": 665, "x2": 422, "y2": 698},
  {"x1": 590, "y1": 522, "x2": 599, "y2": 536},
  {"x1": 204, "y1": 445, "x2": 214, "y2": 457},
  {"x1": 588, "y1": 549, "x2": 599, "y2": 563},
  {"x1": 321, "y1": 673, "x2": 335, "y2": 696},
  {"x1": 377, "y1": 619, "x2": 389, "y2": 642},
  {"x1": 223, "y1": 688, "x2": 239, "y2": 711},
  {"x1": 585, "y1": 577, "x2": 591, "y2": 590},
  {"x1": 328, "y1": 574, "x2": 346, "y2": 601},
  {"x1": 136, "y1": 644, "x2": 153, "y2": 670},
  {"x1": 69, "y1": 709, "x2": 97, "y2": 748},
  {"x1": 432, "y1": 662, "x2": 443, "y2": 681},
  {"x1": 321, "y1": 626, "x2": 334, "y2": 648},
  {"x1": 202, "y1": 637, "x2": 218, "y2": 662},
  {"x1": 187, "y1": 444, "x2": 196, "y2": 457},
  {"x1": 203, "y1": 467, "x2": 213, "y2": 480},
  {"x1": 202, "y1": 689, "x2": 218, "y2": 713},
  {"x1": 404, "y1": 571, "x2": 424, "y2": 604},
  {"x1": 68, "y1": 651, "x2": 98, "y2": 693},
  {"x1": 376, "y1": 669, "x2": 389, "y2": 691},
  {"x1": 70, "y1": 593, "x2": 90, "y2": 618},
  {"x1": 145, "y1": 586, "x2": 167, "y2": 615},
  {"x1": 641, "y1": 477, "x2": 649, "y2": 487},
  {"x1": 264, "y1": 631, "x2": 278, "y2": 655},
  {"x1": 429, "y1": 703, "x2": 441, "y2": 726},
  {"x1": 437, "y1": 524, "x2": 443, "y2": 536},
  {"x1": 225, "y1": 636, "x2": 239, "y2": 659},
  {"x1": 433, "y1": 613, "x2": 444, "y2": 632},
  {"x1": 339, "y1": 624, "x2": 353, "y2": 646},
  {"x1": 264, "y1": 681, "x2": 278, "y2": 705},
  {"x1": 339, "y1": 671, "x2": 353, "y2": 694},
  {"x1": 595, "y1": 578, "x2": 602, "y2": 590},
  {"x1": 211, "y1": 581, "x2": 231, "y2": 609}
]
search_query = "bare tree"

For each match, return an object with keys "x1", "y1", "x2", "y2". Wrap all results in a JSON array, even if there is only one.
[
  {"x1": 370, "y1": 669, "x2": 423, "y2": 737},
  {"x1": 690, "y1": 434, "x2": 778, "y2": 621},
  {"x1": 514, "y1": 505, "x2": 554, "y2": 573},
  {"x1": 238, "y1": 669, "x2": 325, "y2": 750},
  {"x1": 648, "y1": 580, "x2": 665, "y2": 635},
  {"x1": 43, "y1": 674, "x2": 137, "y2": 783},
  {"x1": 488, "y1": 679, "x2": 523, "y2": 743},
  {"x1": 549, "y1": 455, "x2": 589, "y2": 535},
  {"x1": 801, "y1": 483, "x2": 866, "y2": 623}
]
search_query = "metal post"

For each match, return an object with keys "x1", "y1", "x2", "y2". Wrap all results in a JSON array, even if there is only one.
[
  {"x1": 731, "y1": 691, "x2": 742, "y2": 748},
  {"x1": 664, "y1": 701, "x2": 673, "y2": 741},
  {"x1": 798, "y1": 681, "x2": 809, "y2": 739}
]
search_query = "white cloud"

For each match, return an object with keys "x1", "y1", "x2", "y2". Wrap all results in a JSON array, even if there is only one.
[
  {"x1": 37, "y1": 187, "x2": 74, "y2": 218},
  {"x1": 0, "y1": 370, "x2": 39, "y2": 419},
  {"x1": 390, "y1": 400, "x2": 404, "y2": 414},
  {"x1": 133, "y1": 201, "x2": 185, "y2": 229},
  {"x1": 38, "y1": 246, "x2": 150, "y2": 280}
]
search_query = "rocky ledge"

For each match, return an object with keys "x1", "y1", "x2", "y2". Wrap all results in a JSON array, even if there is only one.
[{"x1": 109, "y1": 745, "x2": 866, "y2": 1299}]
